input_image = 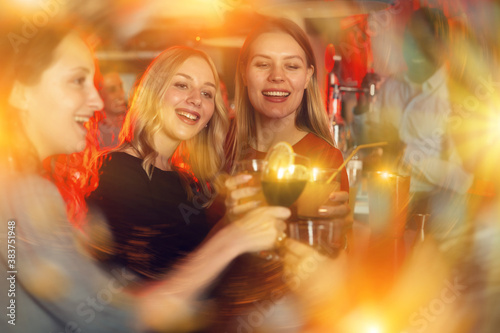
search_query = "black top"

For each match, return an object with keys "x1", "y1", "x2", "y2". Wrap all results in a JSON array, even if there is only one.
[{"x1": 87, "y1": 152, "x2": 210, "y2": 280}]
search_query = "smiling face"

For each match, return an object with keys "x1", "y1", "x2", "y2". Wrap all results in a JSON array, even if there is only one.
[
  {"x1": 20, "y1": 34, "x2": 103, "y2": 159},
  {"x1": 244, "y1": 31, "x2": 313, "y2": 122},
  {"x1": 157, "y1": 56, "x2": 216, "y2": 146}
]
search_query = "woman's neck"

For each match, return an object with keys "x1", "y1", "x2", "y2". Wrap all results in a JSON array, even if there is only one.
[
  {"x1": 253, "y1": 113, "x2": 308, "y2": 152},
  {"x1": 153, "y1": 135, "x2": 180, "y2": 171},
  {"x1": 124, "y1": 135, "x2": 180, "y2": 172}
]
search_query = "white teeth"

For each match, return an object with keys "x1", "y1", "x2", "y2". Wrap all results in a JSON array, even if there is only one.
[
  {"x1": 75, "y1": 116, "x2": 90, "y2": 124},
  {"x1": 262, "y1": 91, "x2": 290, "y2": 97},
  {"x1": 176, "y1": 111, "x2": 198, "y2": 120}
]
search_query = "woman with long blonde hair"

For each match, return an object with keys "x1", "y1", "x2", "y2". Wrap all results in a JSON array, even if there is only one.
[
  {"x1": 87, "y1": 46, "x2": 289, "y2": 282},
  {"x1": 208, "y1": 17, "x2": 351, "y2": 332},
  {"x1": 226, "y1": 17, "x2": 350, "y2": 224}
]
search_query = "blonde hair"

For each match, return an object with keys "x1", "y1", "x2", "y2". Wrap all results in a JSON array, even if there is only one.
[
  {"x1": 230, "y1": 17, "x2": 333, "y2": 162},
  {"x1": 115, "y1": 46, "x2": 229, "y2": 204}
]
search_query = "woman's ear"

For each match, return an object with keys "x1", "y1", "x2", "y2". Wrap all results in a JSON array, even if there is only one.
[
  {"x1": 8, "y1": 80, "x2": 29, "y2": 110},
  {"x1": 304, "y1": 65, "x2": 314, "y2": 89}
]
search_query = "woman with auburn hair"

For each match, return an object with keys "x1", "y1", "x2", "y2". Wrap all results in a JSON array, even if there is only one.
[{"x1": 87, "y1": 46, "x2": 290, "y2": 285}]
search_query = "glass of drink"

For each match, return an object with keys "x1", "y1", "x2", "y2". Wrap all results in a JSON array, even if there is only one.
[
  {"x1": 296, "y1": 168, "x2": 341, "y2": 220},
  {"x1": 291, "y1": 167, "x2": 346, "y2": 257},
  {"x1": 367, "y1": 171, "x2": 411, "y2": 270},
  {"x1": 367, "y1": 171, "x2": 410, "y2": 238},
  {"x1": 233, "y1": 159, "x2": 267, "y2": 207},
  {"x1": 234, "y1": 158, "x2": 309, "y2": 260},
  {"x1": 260, "y1": 154, "x2": 310, "y2": 207}
]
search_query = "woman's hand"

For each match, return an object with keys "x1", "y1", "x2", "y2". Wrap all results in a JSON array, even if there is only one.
[
  {"x1": 224, "y1": 173, "x2": 263, "y2": 219},
  {"x1": 282, "y1": 239, "x2": 348, "y2": 305},
  {"x1": 317, "y1": 190, "x2": 351, "y2": 224},
  {"x1": 228, "y1": 206, "x2": 289, "y2": 255}
]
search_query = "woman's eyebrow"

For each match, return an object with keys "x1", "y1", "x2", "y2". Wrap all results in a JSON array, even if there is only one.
[{"x1": 175, "y1": 73, "x2": 216, "y2": 88}]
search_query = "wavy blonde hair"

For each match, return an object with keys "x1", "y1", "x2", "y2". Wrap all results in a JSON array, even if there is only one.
[
  {"x1": 229, "y1": 17, "x2": 333, "y2": 162},
  {"x1": 113, "y1": 46, "x2": 229, "y2": 204}
]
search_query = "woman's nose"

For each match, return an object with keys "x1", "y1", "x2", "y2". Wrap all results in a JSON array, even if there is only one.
[
  {"x1": 268, "y1": 66, "x2": 284, "y2": 83},
  {"x1": 89, "y1": 85, "x2": 104, "y2": 111},
  {"x1": 187, "y1": 89, "x2": 202, "y2": 107}
]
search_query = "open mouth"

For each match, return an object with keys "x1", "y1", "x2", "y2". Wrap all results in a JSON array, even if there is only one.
[
  {"x1": 75, "y1": 116, "x2": 90, "y2": 125},
  {"x1": 262, "y1": 91, "x2": 290, "y2": 97},
  {"x1": 175, "y1": 110, "x2": 200, "y2": 121}
]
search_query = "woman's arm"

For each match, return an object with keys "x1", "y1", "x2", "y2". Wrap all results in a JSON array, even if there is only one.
[{"x1": 137, "y1": 206, "x2": 289, "y2": 329}]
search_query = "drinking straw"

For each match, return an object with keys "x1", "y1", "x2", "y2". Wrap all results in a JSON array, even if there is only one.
[{"x1": 326, "y1": 142, "x2": 388, "y2": 184}]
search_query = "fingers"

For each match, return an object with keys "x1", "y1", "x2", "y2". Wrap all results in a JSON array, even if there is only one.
[
  {"x1": 227, "y1": 187, "x2": 260, "y2": 204},
  {"x1": 328, "y1": 190, "x2": 349, "y2": 203},
  {"x1": 248, "y1": 206, "x2": 291, "y2": 220},
  {"x1": 315, "y1": 191, "x2": 350, "y2": 218},
  {"x1": 228, "y1": 200, "x2": 261, "y2": 217},
  {"x1": 224, "y1": 174, "x2": 261, "y2": 218},
  {"x1": 275, "y1": 219, "x2": 286, "y2": 234},
  {"x1": 230, "y1": 206, "x2": 291, "y2": 254},
  {"x1": 224, "y1": 174, "x2": 252, "y2": 190},
  {"x1": 318, "y1": 203, "x2": 350, "y2": 218}
]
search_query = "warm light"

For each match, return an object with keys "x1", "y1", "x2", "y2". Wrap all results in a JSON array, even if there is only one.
[
  {"x1": 379, "y1": 171, "x2": 390, "y2": 179},
  {"x1": 195, "y1": 36, "x2": 201, "y2": 42},
  {"x1": 11, "y1": 0, "x2": 39, "y2": 7},
  {"x1": 277, "y1": 167, "x2": 285, "y2": 180},
  {"x1": 312, "y1": 167, "x2": 320, "y2": 181},
  {"x1": 366, "y1": 325, "x2": 382, "y2": 333}
]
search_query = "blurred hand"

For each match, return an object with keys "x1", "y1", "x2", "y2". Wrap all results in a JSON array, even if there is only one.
[
  {"x1": 317, "y1": 190, "x2": 351, "y2": 225},
  {"x1": 229, "y1": 206, "x2": 290, "y2": 254},
  {"x1": 354, "y1": 72, "x2": 382, "y2": 114},
  {"x1": 361, "y1": 72, "x2": 381, "y2": 91},
  {"x1": 224, "y1": 173, "x2": 262, "y2": 219},
  {"x1": 282, "y1": 239, "x2": 348, "y2": 304}
]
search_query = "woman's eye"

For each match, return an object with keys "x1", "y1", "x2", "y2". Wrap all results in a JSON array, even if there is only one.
[
  {"x1": 286, "y1": 64, "x2": 300, "y2": 70},
  {"x1": 174, "y1": 82, "x2": 188, "y2": 89},
  {"x1": 255, "y1": 62, "x2": 269, "y2": 68},
  {"x1": 202, "y1": 91, "x2": 213, "y2": 99},
  {"x1": 73, "y1": 77, "x2": 86, "y2": 85}
]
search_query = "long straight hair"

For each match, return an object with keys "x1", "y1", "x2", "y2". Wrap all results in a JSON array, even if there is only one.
[{"x1": 230, "y1": 17, "x2": 333, "y2": 163}]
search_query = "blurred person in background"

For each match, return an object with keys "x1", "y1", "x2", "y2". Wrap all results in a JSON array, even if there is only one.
[
  {"x1": 95, "y1": 70, "x2": 128, "y2": 149},
  {"x1": 354, "y1": 7, "x2": 474, "y2": 239}
]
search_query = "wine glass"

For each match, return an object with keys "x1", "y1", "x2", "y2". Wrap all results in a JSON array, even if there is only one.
[
  {"x1": 232, "y1": 159, "x2": 267, "y2": 207},
  {"x1": 260, "y1": 153, "x2": 310, "y2": 259},
  {"x1": 232, "y1": 159, "x2": 280, "y2": 260},
  {"x1": 260, "y1": 153, "x2": 310, "y2": 207}
]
